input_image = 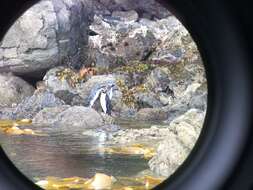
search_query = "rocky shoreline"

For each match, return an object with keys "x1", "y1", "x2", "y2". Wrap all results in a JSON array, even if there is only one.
[{"x1": 0, "y1": 0, "x2": 207, "y2": 179}]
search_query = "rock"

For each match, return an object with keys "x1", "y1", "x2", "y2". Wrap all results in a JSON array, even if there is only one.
[
  {"x1": 145, "y1": 67, "x2": 171, "y2": 93},
  {"x1": 0, "y1": 108, "x2": 15, "y2": 120},
  {"x1": 14, "y1": 91, "x2": 64, "y2": 119},
  {"x1": 111, "y1": 10, "x2": 139, "y2": 23},
  {"x1": 54, "y1": 90, "x2": 84, "y2": 106},
  {"x1": 164, "y1": 81, "x2": 207, "y2": 123},
  {"x1": 88, "y1": 49, "x2": 118, "y2": 70},
  {"x1": 88, "y1": 15, "x2": 156, "y2": 69},
  {"x1": 112, "y1": 103, "x2": 137, "y2": 118},
  {"x1": 43, "y1": 67, "x2": 87, "y2": 105},
  {"x1": 100, "y1": 113, "x2": 115, "y2": 124},
  {"x1": 0, "y1": 0, "x2": 89, "y2": 76},
  {"x1": 138, "y1": 17, "x2": 185, "y2": 42},
  {"x1": 149, "y1": 49, "x2": 182, "y2": 65},
  {"x1": 149, "y1": 109, "x2": 205, "y2": 177},
  {"x1": 169, "y1": 109, "x2": 205, "y2": 149},
  {"x1": 43, "y1": 67, "x2": 77, "y2": 94},
  {"x1": 99, "y1": 124, "x2": 121, "y2": 133},
  {"x1": 109, "y1": 126, "x2": 172, "y2": 145},
  {"x1": 54, "y1": 106, "x2": 104, "y2": 131},
  {"x1": 188, "y1": 83, "x2": 208, "y2": 111},
  {"x1": 116, "y1": 29, "x2": 156, "y2": 62},
  {"x1": 92, "y1": 0, "x2": 171, "y2": 19},
  {"x1": 134, "y1": 92, "x2": 163, "y2": 108},
  {"x1": 0, "y1": 73, "x2": 34, "y2": 107},
  {"x1": 88, "y1": 15, "x2": 117, "y2": 50},
  {"x1": 32, "y1": 105, "x2": 70, "y2": 125},
  {"x1": 148, "y1": 133, "x2": 189, "y2": 177},
  {"x1": 135, "y1": 108, "x2": 168, "y2": 121}
]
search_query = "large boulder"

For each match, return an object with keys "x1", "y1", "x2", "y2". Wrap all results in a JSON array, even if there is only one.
[
  {"x1": 32, "y1": 105, "x2": 70, "y2": 125},
  {"x1": 149, "y1": 109, "x2": 205, "y2": 177},
  {"x1": 13, "y1": 91, "x2": 64, "y2": 119},
  {"x1": 0, "y1": 73, "x2": 34, "y2": 107},
  {"x1": 53, "y1": 106, "x2": 104, "y2": 131},
  {"x1": 0, "y1": 0, "x2": 89, "y2": 76}
]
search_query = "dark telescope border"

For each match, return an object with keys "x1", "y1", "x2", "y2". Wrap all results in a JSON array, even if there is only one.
[{"x1": 0, "y1": 0, "x2": 253, "y2": 190}]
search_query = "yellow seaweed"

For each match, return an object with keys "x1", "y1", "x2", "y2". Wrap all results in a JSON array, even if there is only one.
[
  {"x1": 99, "y1": 144, "x2": 156, "y2": 159},
  {"x1": 36, "y1": 173, "x2": 165, "y2": 190},
  {"x1": 0, "y1": 119, "x2": 44, "y2": 136}
]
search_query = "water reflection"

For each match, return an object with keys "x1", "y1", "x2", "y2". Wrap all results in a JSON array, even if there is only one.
[{"x1": 0, "y1": 120, "x2": 157, "y2": 182}]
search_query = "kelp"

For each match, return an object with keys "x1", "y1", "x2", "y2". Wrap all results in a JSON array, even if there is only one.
[
  {"x1": 36, "y1": 173, "x2": 165, "y2": 190},
  {"x1": 0, "y1": 119, "x2": 44, "y2": 136},
  {"x1": 56, "y1": 67, "x2": 96, "y2": 87},
  {"x1": 99, "y1": 144, "x2": 155, "y2": 159}
]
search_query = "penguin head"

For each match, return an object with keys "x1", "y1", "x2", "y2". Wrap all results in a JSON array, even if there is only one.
[{"x1": 100, "y1": 86, "x2": 107, "y2": 94}]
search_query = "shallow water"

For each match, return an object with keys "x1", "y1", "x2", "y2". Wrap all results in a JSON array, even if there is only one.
[{"x1": 0, "y1": 120, "x2": 158, "y2": 184}]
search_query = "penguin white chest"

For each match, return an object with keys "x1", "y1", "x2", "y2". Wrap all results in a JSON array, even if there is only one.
[{"x1": 100, "y1": 92, "x2": 108, "y2": 113}]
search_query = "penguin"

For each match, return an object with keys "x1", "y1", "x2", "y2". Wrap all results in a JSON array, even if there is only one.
[
  {"x1": 89, "y1": 87, "x2": 104, "y2": 108},
  {"x1": 88, "y1": 84, "x2": 115, "y2": 115},
  {"x1": 100, "y1": 89, "x2": 112, "y2": 115}
]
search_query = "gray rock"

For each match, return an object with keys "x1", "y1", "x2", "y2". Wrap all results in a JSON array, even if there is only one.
[
  {"x1": 100, "y1": 113, "x2": 115, "y2": 124},
  {"x1": 149, "y1": 49, "x2": 182, "y2": 65},
  {"x1": 55, "y1": 90, "x2": 84, "y2": 106},
  {"x1": 112, "y1": 103, "x2": 137, "y2": 118},
  {"x1": 14, "y1": 91, "x2": 64, "y2": 119},
  {"x1": 135, "y1": 108, "x2": 168, "y2": 121},
  {"x1": 88, "y1": 15, "x2": 156, "y2": 69},
  {"x1": 43, "y1": 67, "x2": 77, "y2": 94},
  {"x1": 145, "y1": 67, "x2": 171, "y2": 93},
  {"x1": 0, "y1": 73, "x2": 34, "y2": 107},
  {"x1": 149, "y1": 109, "x2": 205, "y2": 177},
  {"x1": 149, "y1": 132, "x2": 189, "y2": 177},
  {"x1": 116, "y1": 30, "x2": 156, "y2": 62},
  {"x1": 0, "y1": 108, "x2": 15, "y2": 120},
  {"x1": 0, "y1": 0, "x2": 89, "y2": 76},
  {"x1": 91, "y1": 0, "x2": 171, "y2": 19},
  {"x1": 54, "y1": 106, "x2": 104, "y2": 131},
  {"x1": 163, "y1": 81, "x2": 207, "y2": 123},
  {"x1": 111, "y1": 10, "x2": 139, "y2": 23},
  {"x1": 32, "y1": 105, "x2": 70, "y2": 125},
  {"x1": 134, "y1": 92, "x2": 163, "y2": 108}
]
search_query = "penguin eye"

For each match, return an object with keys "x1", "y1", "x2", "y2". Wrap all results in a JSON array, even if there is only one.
[{"x1": 0, "y1": 0, "x2": 207, "y2": 189}]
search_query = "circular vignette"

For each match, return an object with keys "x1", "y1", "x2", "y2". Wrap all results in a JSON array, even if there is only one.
[
  {"x1": 0, "y1": 0, "x2": 252, "y2": 190},
  {"x1": 155, "y1": 0, "x2": 252, "y2": 190}
]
